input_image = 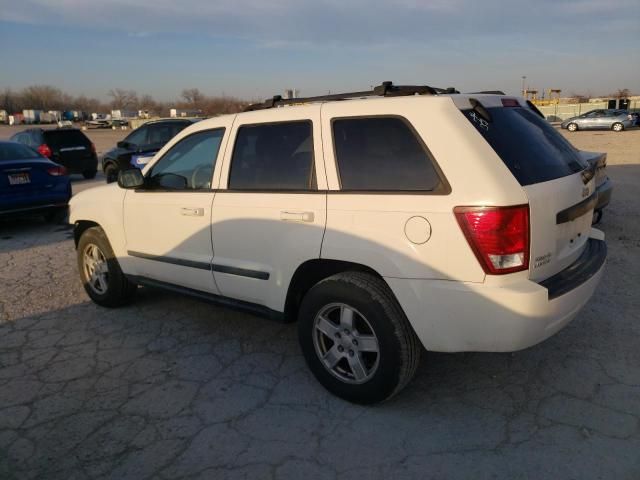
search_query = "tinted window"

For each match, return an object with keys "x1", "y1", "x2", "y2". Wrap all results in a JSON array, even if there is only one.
[
  {"x1": 44, "y1": 129, "x2": 90, "y2": 148},
  {"x1": 148, "y1": 129, "x2": 224, "y2": 190},
  {"x1": 463, "y1": 106, "x2": 586, "y2": 186},
  {"x1": 124, "y1": 126, "x2": 148, "y2": 147},
  {"x1": 333, "y1": 117, "x2": 440, "y2": 191},
  {"x1": 0, "y1": 142, "x2": 42, "y2": 162},
  {"x1": 228, "y1": 121, "x2": 315, "y2": 190},
  {"x1": 148, "y1": 123, "x2": 187, "y2": 145}
]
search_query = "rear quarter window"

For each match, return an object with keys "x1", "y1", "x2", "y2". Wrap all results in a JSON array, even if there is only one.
[
  {"x1": 463, "y1": 106, "x2": 586, "y2": 186},
  {"x1": 332, "y1": 116, "x2": 443, "y2": 191}
]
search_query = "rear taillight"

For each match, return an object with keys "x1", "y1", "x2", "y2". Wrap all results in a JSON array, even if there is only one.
[
  {"x1": 454, "y1": 205, "x2": 530, "y2": 275},
  {"x1": 38, "y1": 144, "x2": 52, "y2": 158},
  {"x1": 47, "y1": 166, "x2": 67, "y2": 176},
  {"x1": 90, "y1": 143, "x2": 96, "y2": 154}
]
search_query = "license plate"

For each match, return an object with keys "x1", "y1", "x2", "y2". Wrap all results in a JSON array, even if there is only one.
[{"x1": 8, "y1": 173, "x2": 30, "y2": 185}]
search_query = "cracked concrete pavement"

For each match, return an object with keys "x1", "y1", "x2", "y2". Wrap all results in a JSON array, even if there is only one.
[{"x1": 0, "y1": 129, "x2": 639, "y2": 479}]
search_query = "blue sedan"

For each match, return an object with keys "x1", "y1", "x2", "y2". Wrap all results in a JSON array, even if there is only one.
[{"x1": 0, "y1": 141, "x2": 72, "y2": 221}]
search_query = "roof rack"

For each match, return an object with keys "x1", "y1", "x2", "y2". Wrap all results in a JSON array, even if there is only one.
[
  {"x1": 243, "y1": 81, "x2": 460, "y2": 112},
  {"x1": 468, "y1": 90, "x2": 506, "y2": 95}
]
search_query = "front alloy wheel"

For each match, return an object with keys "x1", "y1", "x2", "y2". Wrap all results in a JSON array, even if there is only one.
[
  {"x1": 82, "y1": 243, "x2": 109, "y2": 295},
  {"x1": 567, "y1": 123, "x2": 578, "y2": 132},
  {"x1": 612, "y1": 122, "x2": 624, "y2": 132}
]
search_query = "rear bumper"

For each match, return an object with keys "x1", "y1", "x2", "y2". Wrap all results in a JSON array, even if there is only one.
[
  {"x1": 56, "y1": 155, "x2": 98, "y2": 174},
  {"x1": 595, "y1": 177, "x2": 613, "y2": 211},
  {"x1": 386, "y1": 236, "x2": 606, "y2": 353}
]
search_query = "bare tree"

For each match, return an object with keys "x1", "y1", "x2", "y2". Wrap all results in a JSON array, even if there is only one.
[
  {"x1": 20, "y1": 85, "x2": 64, "y2": 110},
  {"x1": 612, "y1": 88, "x2": 630, "y2": 99},
  {"x1": 108, "y1": 88, "x2": 139, "y2": 109},
  {"x1": 0, "y1": 88, "x2": 18, "y2": 112},
  {"x1": 181, "y1": 88, "x2": 204, "y2": 108}
]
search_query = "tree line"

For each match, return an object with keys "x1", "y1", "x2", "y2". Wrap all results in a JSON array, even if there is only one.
[{"x1": 0, "y1": 85, "x2": 250, "y2": 117}]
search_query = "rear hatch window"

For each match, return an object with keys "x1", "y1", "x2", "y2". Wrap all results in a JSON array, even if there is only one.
[
  {"x1": 44, "y1": 130, "x2": 91, "y2": 149},
  {"x1": 462, "y1": 106, "x2": 586, "y2": 186}
]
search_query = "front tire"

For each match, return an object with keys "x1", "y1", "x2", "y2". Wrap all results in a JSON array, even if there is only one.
[
  {"x1": 612, "y1": 122, "x2": 624, "y2": 132},
  {"x1": 104, "y1": 163, "x2": 119, "y2": 184},
  {"x1": 567, "y1": 123, "x2": 578, "y2": 132},
  {"x1": 77, "y1": 226, "x2": 137, "y2": 307},
  {"x1": 298, "y1": 272, "x2": 421, "y2": 404}
]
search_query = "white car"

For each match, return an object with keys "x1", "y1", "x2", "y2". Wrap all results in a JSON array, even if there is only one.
[{"x1": 70, "y1": 83, "x2": 607, "y2": 404}]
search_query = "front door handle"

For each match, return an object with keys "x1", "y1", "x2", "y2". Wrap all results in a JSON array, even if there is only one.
[
  {"x1": 280, "y1": 211, "x2": 314, "y2": 222},
  {"x1": 181, "y1": 207, "x2": 204, "y2": 217}
]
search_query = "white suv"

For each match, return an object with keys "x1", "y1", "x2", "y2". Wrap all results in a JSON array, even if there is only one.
[{"x1": 70, "y1": 83, "x2": 607, "y2": 404}]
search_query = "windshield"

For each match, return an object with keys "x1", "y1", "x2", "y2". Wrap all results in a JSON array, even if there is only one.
[
  {"x1": 0, "y1": 142, "x2": 42, "y2": 162},
  {"x1": 463, "y1": 106, "x2": 586, "y2": 186}
]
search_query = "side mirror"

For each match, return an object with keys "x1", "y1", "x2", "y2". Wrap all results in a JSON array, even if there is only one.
[{"x1": 117, "y1": 168, "x2": 145, "y2": 189}]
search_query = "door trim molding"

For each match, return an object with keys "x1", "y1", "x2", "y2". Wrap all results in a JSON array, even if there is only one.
[{"x1": 127, "y1": 250, "x2": 270, "y2": 280}]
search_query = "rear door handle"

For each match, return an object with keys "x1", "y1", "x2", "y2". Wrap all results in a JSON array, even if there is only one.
[
  {"x1": 181, "y1": 207, "x2": 204, "y2": 217},
  {"x1": 280, "y1": 211, "x2": 314, "y2": 222}
]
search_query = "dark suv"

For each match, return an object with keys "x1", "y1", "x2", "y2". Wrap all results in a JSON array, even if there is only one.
[
  {"x1": 10, "y1": 128, "x2": 98, "y2": 178},
  {"x1": 102, "y1": 118, "x2": 197, "y2": 182}
]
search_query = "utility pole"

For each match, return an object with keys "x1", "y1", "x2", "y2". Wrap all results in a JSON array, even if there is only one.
[{"x1": 521, "y1": 76, "x2": 527, "y2": 97}]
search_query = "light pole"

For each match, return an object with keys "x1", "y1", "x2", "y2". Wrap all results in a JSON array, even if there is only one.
[{"x1": 521, "y1": 76, "x2": 527, "y2": 97}]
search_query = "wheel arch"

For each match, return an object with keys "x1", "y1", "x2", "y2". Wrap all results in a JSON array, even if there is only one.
[
  {"x1": 284, "y1": 259, "x2": 387, "y2": 322},
  {"x1": 73, "y1": 220, "x2": 101, "y2": 248}
]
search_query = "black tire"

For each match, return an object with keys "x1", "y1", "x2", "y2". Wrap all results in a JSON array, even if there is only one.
[
  {"x1": 77, "y1": 226, "x2": 137, "y2": 307},
  {"x1": 298, "y1": 271, "x2": 421, "y2": 404},
  {"x1": 43, "y1": 206, "x2": 68, "y2": 224},
  {"x1": 104, "y1": 163, "x2": 118, "y2": 184},
  {"x1": 82, "y1": 170, "x2": 97, "y2": 179},
  {"x1": 567, "y1": 123, "x2": 578, "y2": 132}
]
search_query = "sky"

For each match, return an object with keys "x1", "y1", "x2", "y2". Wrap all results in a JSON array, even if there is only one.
[{"x1": 0, "y1": 0, "x2": 638, "y2": 102}]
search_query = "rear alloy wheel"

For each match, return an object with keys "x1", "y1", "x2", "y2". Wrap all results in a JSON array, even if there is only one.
[
  {"x1": 567, "y1": 123, "x2": 578, "y2": 132},
  {"x1": 298, "y1": 272, "x2": 421, "y2": 404},
  {"x1": 77, "y1": 226, "x2": 137, "y2": 307},
  {"x1": 104, "y1": 164, "x2": 119, "y2": 183},
  {"x1": 612, "y1": 122, "x2": 624, "y2": 132}
]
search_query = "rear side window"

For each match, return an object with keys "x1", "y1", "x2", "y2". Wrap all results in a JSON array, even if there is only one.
[
  {"x1": 228, "y1": 121, "x2": 315, "y2": 190},
  {"x1": 44, "y1": 130, "x2": 90, "y2": 149},
  {"x1": 0, "y1": 142, "x2": 41, "y2": 162},
  {"x1": 332, "y1": 117, "x2": 441, "y2": 191},
  {"x1": 463, "y1": 106, "x2": 585, "y2": 186}
]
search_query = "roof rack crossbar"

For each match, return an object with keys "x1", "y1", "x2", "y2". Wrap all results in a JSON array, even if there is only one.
[{"x1": 243, "y1": 81, "x2": 452, "y2": 112}]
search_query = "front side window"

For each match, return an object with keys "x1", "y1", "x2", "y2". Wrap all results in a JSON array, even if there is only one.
[
  {"x1": 333, "y1": 117, "x2": 441, "y2": 191},
  {"x1": 147, "y1": 129, "x2": 224, "y2": 190},
  {"x1": 228, "y1": 121, "x2": 315, "y2": 190},
  {"x1": 148, "y1": 123, "x2": 185, "y2": 145}
]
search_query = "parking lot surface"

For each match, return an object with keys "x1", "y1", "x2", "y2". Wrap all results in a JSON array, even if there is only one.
[{"x1": 1, "y1": 126, "x2": 639, "y2": 479}]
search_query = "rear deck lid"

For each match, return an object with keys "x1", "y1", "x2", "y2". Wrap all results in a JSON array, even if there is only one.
[{"x1": 458, "y1": 97, "x2": 597, "y2": 282}]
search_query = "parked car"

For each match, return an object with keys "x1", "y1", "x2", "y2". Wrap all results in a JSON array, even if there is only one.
[
  {"x1": 561, "y1": 109, "x2": 635, "y2": 132},
  {"x1": 0, "y1": 141, "x2": 71, "y2": 221},
  {"x1": 102, "y1": 118, "x2": 197, "y2": 183},
  {"x1": 10, "y1": 127, "x2": 98, "y2": 178},
  {"x1": 69, "y1": 83, "x2": 606, "y2": 404}
]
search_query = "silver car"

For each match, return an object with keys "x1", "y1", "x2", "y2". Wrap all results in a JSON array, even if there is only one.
[{"x1": 561, "y1": 109, "x2": 635, "y2": 132}]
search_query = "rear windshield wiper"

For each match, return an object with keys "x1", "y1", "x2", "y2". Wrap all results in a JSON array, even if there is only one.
[{"x1": 580, "y1": 161, "x2": 597, "y2": 184}]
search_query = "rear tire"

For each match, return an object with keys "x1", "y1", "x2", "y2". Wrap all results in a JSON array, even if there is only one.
[
  {"x1": 567, "y1": 123, "x2": 578, "y2": 132},
  {"x1": 104, "y1": 163, "x2": 119, "y2": 184},
  {"x1": 298, "y1": 271, "x2": 421, "y2": 404},
  {"x1": 82, "y1": 170, "x2": 97, "y2": 179},
  {"x1": 612, "y1": 122, "x2": 624, "y2": 132},
  {"x1": 77, "y1": 226, "x2": 137, "y2": 307}
]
